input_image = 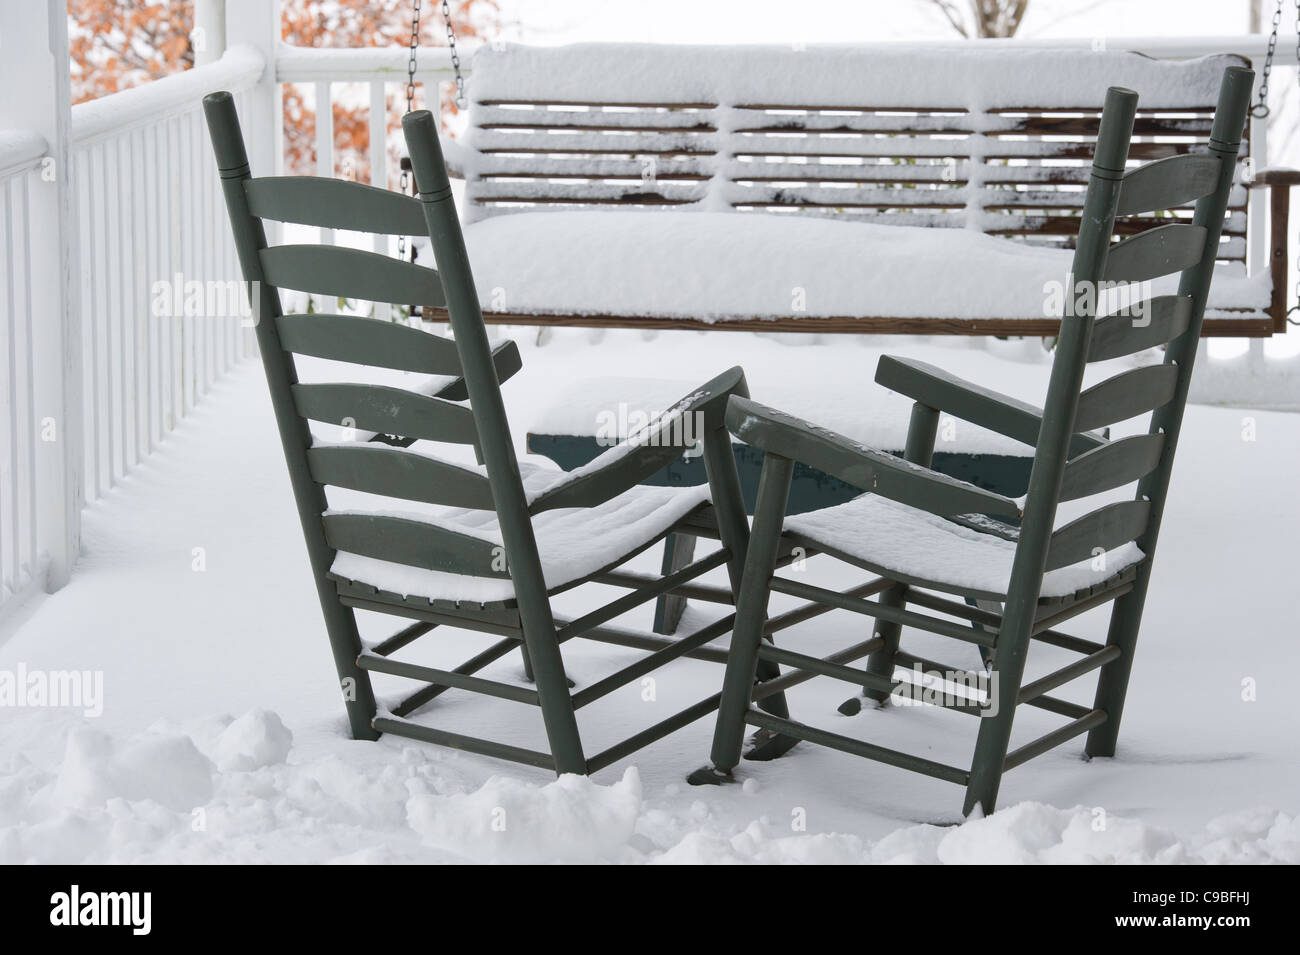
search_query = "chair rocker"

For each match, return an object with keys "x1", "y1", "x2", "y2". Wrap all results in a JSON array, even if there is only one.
[
  {"x1": 203, "y1": 94, "x2": 792, "y2": 775},
  {"x1": 691, "y1": 67, "x2": 1254, "y2": 815}
]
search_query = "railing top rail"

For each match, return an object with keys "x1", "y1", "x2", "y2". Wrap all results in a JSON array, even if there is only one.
[
  {"x1": 275, "y1": 44, "x2": 463, "y2": 83},
  {"x1": 0, "y1": 128, "x2": 49, "y2": 179},
  {"x1": 71, "y1": 44, "x2": 264, "y2": 147}
]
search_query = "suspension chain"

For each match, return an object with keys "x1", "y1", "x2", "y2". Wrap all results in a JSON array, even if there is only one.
[
  {"x1": 1254, "y1": 0, "x2": 1283, "y2": 118},
  {"x1": 398, "y1": 0, "x2": 423, "y2": 262},
  {"x1": 443, "y1": 0, "x2": 466, "y2": 110}
]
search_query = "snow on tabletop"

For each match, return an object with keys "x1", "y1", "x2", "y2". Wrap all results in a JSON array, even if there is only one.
[
  {"x1": 468, "y1": 44, "x2": 1241, "y2": 111},
  {"x1": 463, "y1": 212, "x2": 1268, "y2": 322}
]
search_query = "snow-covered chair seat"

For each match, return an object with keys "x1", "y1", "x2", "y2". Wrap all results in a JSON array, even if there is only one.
[
  {"x1": 328, "y1": 456, "x2": 710, "y2": 606},
  {"x1": 441, "y1": 43, "x2": 1288, "y2": 337},
  {"x1": 783, "y1": 493, "x2": 1143, "y2": 603}
]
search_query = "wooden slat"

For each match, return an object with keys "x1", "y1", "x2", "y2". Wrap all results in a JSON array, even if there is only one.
[
  {"x1": 259, "y1": 245, "x2": 446, "y2": 306},
  {"x1": 1074, "y1": 363, "x2": 1180, "y2": 432},
  {"x1": 477, "y1": 98, "x2": 718, "y2": 109},
  {"x1": 292, "y1": 383, "x2": 478, "y2": 444},
  {"x1": 307, "y1": 445, "x2": 494, "y2": 508},
  {"x1": 988, "y1": 115, "x2": 1212, "y2": 137},
  {"x1": 1117, "y1": 154, "x2": 1222, "y2": 217},
  {"x1": 470, "y1": 180, "x2": 707, "y2": 203},
  {"x1": 1046, "y1": 500, "x2": 1150, "y2": 572},
  {"x1": 1103, "y1": 224, "x2": 1207, "y2": 283},
  {"x1": 987, "y1": 214, "x2": 1243, "y2": 242},
  {"x1": 244, "y1": 176, "x2": 427, "y2": 234},
  {"x1": 276, "y1": 313, "x2": 462, "y2": 374},
  {"x1": 473, "y1": 129, "x2": 718, "y2": 155},
  {"x1": 325, "y1": 513, "x2": 504, "y2": 577},
  {"x1": 1088, "y1": 295, "x2": 1193, "y2": 362},
  {"x1": 1058, "y1": 434, "x2": 1166, "y2": 502}
]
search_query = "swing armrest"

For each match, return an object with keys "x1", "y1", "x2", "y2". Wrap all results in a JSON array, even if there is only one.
[
  {"x1": 1246, "y1": 168, "x2": 1299, "y2": 334},
  {"x1": 529, "y1": 367, "x2": 748, "y2": 513},
  {"x1": 725, "y1": 396, "x2": 1021, "y2": 520},
  {"x1": 875, "y1": 355, "x2": 1108, "y2": 456},
  {"x1": 1247, "y1": 167, "x2": 1300, "y2": 187}
]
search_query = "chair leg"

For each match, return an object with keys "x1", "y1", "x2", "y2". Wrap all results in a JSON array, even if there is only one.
[
  {"x1": 323, "y1": 599, "x2": 380, "y2": 741},
  {"x1": 963, "y1": 600, "x2": 1036, "y2": 817},
  {"x1": 1085, "y1": 583, "x2": 1148, "y2": 757},
  {"x1": 842, "y1": 402, "x2": 939, "y2": 715},
  {"x1": 514, "y1": 596, "x2": 586, "y2": 775},
  {"x1": 700, "y1": 423, "x2": 792, "y2": 727},
  {"x1": 653, "y1": 532, "x2": 696, "y2": 635},
  {"x1": 703, "y1": 454, "x2": 794, "y2": 777}
]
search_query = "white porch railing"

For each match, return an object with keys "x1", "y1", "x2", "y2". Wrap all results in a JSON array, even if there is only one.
[{"x1": 2, "y1": 0, "x2": 1299, "y2": 624}]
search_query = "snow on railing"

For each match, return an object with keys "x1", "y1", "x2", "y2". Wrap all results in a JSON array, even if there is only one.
[{"x1": 69, "y1": 48, "x2": 262, "y2": 504}]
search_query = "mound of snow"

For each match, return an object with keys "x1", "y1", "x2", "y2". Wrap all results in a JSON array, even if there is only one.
[
  {"x1": 214, "y1": 710, "x2": 294, "y2": 772},
  {"x1": 406, "y1": 768, "x2": 644, "y2": 863},
  {"x1": 51, "y1": 727, "x2": 214, "y2": 813}
]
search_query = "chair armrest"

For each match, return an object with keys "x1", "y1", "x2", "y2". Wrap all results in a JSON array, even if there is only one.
[
  {"x1": 1246, "y1": 166, "x2": 1300, "y2": 188},
  {"x1": 725, "y1": 395, "x2": 1021, "y2": 520},
  {"x1": 529, "y1": 366, "x2": 749, "y2": 513},
  {"x1": 874, "y1": 354, "x2": 1107, "y2": 456},
  {"x1": 430, "y1": 339, "x2": 522, "y2": 402}
]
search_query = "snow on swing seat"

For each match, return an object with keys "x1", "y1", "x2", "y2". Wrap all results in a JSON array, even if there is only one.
[{"x1": 460, "y1": 211, "x2": 1270, "y2": 324}]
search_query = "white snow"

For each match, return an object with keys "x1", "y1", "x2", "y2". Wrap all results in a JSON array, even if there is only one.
[
  {"x1": 1, "y1": 331, "x2": 1296, "y2": 863},
  {"x1": 462, "y1": 212, "x2": 1269, "y2": 322},
  {"x1": 785, "y1": 494, "x2": 1144, "y2": 599},
  {"x1": 469, "y1": 44, "x2": 1239, "y2": 111}
]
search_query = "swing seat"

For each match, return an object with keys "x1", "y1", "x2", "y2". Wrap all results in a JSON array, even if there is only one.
[{"x1": 435, "y1": 43, "x2": 1291, "y2": 337}]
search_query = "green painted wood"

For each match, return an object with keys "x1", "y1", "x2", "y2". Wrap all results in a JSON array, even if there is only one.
[
  {"x1": 1058, "y1": 433, "x2": 1165, "y2": 502},
  {"x1": 1045, "y1": 499, "x2": 1151, "y2": 571},
  {"x1": 203, "y1": 91, "x2": 380, "y2": 742},
  {"x1": 259, "y1": 244, "x2": 447, "y2": 306},
  {"x1": 1116, "y1": 154, "x2": 1221, "y2": 216},
  {"x1": 434, "y1": 340, "x2": 523, "y2": 401},
  {"x1": 1088, "y1": 294, "x2": 1193, "y2": 362},
  {"x1": 530, "y1": 366, "x2": 748, "y2": 513},
  {"x1": 403, "y1": 108, "x2": 588, "y2": 774},
  {"x1": 306, "y1": 444, "x2": 494, "y2": 508},
  {"x1": 966, "y1": 84, "x2": 1138, "y2": 818},
  {"x1": 244, "y1": 176, "x2": 428, "y2": 234},
  {"x1": 875, "y1": 355, "x2": 1106, "y2": 456},
  {"x1": 725, "y1": 395, "x2": 1021, "y2": 519},
  {"x1": 291, "y1": 382, "x2": 479, "y2": 444},
  {"x1": 276, "y1": 313, "x2": 463, "y2": 374},
  {"x1": 1103, "y1": 223, "x2": 1207, "y2": 283},
  {"x1": 1088, "y1": 67, "x2": 1254, "y2": 760},
  {"x1": 324, "y1": 512, "x2": 508, "y2": 577},
  {"x1": 1073, "y1": 363, "x2": 1180, "y2": 432}
]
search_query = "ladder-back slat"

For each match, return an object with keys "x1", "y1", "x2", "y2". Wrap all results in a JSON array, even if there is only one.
[
  {"x1": 323, "y1": 513, "x2": 507, "y2": 577},
  {"x1": 1045, "y1": 500, "x2": 1151, "y2": 571},
  {"x1": 260, "y1": 244, "x2": 447, "y2": 307},
  {"x1": 307, "y1": 445, "x2": 495, "y2": 509},
  {"x1": 1073, "y1": 364, "x2": 1180, "y2": 433},
  {"x1": 277, "y1": 313, "x2": 463, "y2": 374},
  {"x1": 1103, "y1": 224, "x2": 1208, "y2": 283},
  {"x1": 292, "y1": 383, "x2": 479, "y2": 445},
  {"x1": 1088, "y1": 295, "x2": 1194, "y2": 362},
  {"x1": 1058, "y1": 434, "x2": 1166, "y2": 502},
  {"x1": 245, "y1": 176, "x2": 428, "y2": 234},
  {"x1": 1116, "y1": 154, "x2": 1222, "y2": 217}
]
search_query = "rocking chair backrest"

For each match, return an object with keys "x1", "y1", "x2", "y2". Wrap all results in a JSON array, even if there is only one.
[
  {"x1": 202, "y1": 92, "x2": 544, "y2": 596},
  {"x1": 1006, "y1": 67, "x2": 1253, "y2": 612}
]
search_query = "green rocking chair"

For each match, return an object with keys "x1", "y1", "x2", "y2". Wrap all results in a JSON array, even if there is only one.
[
  {"x1": 203, "y1": 95, "x2": 792, "y2": 775},
  {"x1": 692, "y1": 67, "x2": 1254, "y2": 815}
]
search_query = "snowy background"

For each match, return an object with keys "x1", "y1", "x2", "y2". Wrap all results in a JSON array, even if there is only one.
[{"x1": 1, "y1": 0, "x2": 1298, "y2": 864}]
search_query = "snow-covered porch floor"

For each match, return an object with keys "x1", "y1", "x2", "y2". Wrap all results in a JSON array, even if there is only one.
[{"x1": 2, "y1": 331, "x2": 1298, "y2": 863}]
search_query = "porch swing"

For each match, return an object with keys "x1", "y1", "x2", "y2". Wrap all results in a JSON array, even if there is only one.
[{"x1": 397, "y1": 7, "x2": 1295, "y2": 339}]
